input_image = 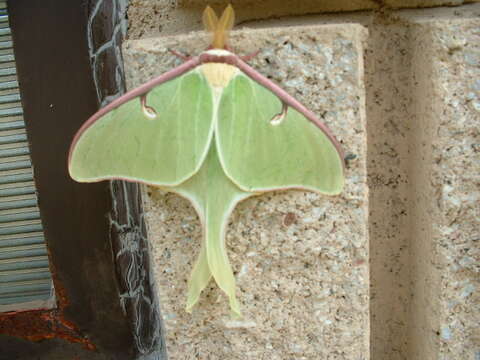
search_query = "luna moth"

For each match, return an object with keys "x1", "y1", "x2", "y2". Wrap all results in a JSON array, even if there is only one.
[{"x1": 68, "y1": 5, "x2": 344, "y2": 317}]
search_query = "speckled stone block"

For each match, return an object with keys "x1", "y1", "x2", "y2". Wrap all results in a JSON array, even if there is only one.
[
  {"x1": 408, "y1": 17, "x2": 480, "y2": 360},
  {"x1": 127, "y1": 0, "x2": 476, "y2": 38},
  {"x1": 385, "y1": 0, "x2": 475, "y2": 7},
  {"x1": 178, "y1": 0, "x2": 474, "y2": 6},
  {"x1": 123, "y1": 24, "x2": 368, "y2": 359}
]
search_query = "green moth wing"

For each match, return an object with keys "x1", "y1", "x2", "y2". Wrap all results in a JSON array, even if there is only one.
[
  {"x1": 216, "y1": 72, "x2": 344, "y2": 194},
  {"x1": 69, "y1": 68, "x2": 214, "y2": 186}
]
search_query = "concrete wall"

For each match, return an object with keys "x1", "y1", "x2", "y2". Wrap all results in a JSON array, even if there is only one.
[
  {"x1": 124, "y1": 2, "x2": 480, "y2": 359},
  {"x1": 408, "y1": 16, "x2": 480, "y2": 360},
  {"x1": 127, "y1": 0, "x2": 477, "y2": 37}
]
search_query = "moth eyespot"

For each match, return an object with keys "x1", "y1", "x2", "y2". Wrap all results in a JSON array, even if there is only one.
[
  {"x1": 143, "y1": 105, "x2": 157, "y2": 119},
  {"x1": 270, "y1": 103, "x2": 288, "y2": 126},
  {"x1": 270, "y1": 113, "x2": 284, "y2": 126},
  {"x1": 140, "y1": 94, "x2": 158, "y2": 119}
]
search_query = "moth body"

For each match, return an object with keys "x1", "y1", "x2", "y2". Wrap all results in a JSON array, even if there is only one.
[
  {"x1": 198, "y1": 62, "x2": 238, "y2": 89},
  {"x1": 68, "y1": 4, "x2": 346, "y2": 316}
]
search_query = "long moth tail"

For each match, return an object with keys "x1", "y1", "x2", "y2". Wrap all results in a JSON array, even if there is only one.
[
  {"x1": 186, "y1": 243, "x2": 212, "y2": 313},
  {"x1": 206, "y1": 202, "x2": 242, "y2": 316},
  {"x1": 185, "y1": 196, "x2": 242, "y2": 317},
  {"x1": 178, "y1": 142, "x2": 250, "y2": 316}
]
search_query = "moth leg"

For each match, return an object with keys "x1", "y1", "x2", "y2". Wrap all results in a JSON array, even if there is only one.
[
  {"x1": 270, "y1": 101, "x2": 288, "y2": 126},
  {"x1": 168, "y1": 48, "x2": 191, "y2": 61},
  {"x1": 140, "y1": 94, "x2": 157, "y2": 119}
]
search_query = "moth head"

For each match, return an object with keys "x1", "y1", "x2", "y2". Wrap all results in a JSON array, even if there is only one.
[{"x1": 203, "y1": 4, "x2": 235, "y2": 49}]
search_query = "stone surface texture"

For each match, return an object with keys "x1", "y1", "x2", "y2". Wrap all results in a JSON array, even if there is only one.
[
  {"x1": 257, "y1": 7, "x2": 480, "y2": 359},
  {"x1": 408, "y1": 17, "x2": 480, "y2": 360},
  {"x1": 123, "y1": 25, "x2": 369, "y2": 359},
  {"x1": 364, "y1": 16, "x2": 412, "y2": 360},
  {"x1": 126, "y1": 0, "x2": 477, "y2": 38}
]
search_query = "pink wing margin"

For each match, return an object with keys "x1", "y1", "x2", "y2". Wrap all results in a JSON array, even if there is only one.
[{"x1": 67, "y1": 56, "x2": 201, "y2": 166}]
